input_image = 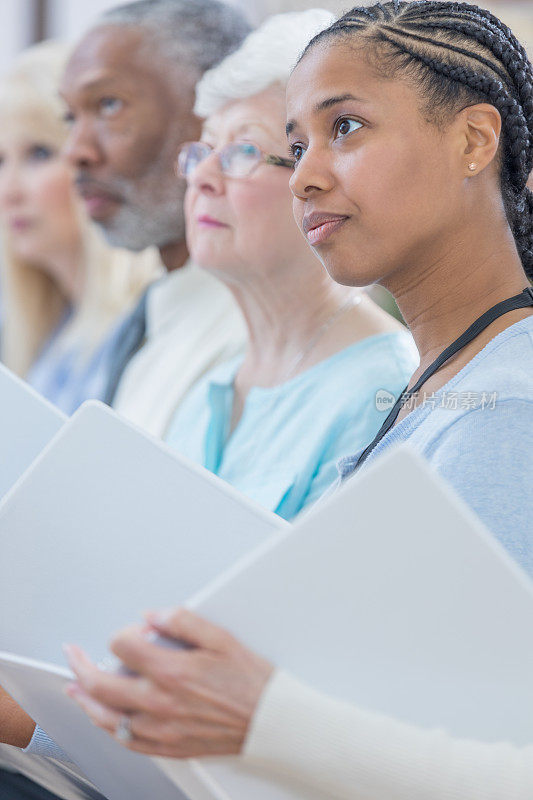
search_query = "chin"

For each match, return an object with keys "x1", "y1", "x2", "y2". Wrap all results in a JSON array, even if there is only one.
[
  {"x1": 320, "y1": 250, "x2": 379, "y2": 289},
  {"x1": 193, "y1": 250, "x2": 234, "y2": 276},
  {"x1": 12, "y1": 243, "x2": 42, "y2": 265}
]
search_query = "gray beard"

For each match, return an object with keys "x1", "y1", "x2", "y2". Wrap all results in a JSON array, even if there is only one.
[{"x1": 99, "y1": 193, "x2": 186, "y2": 252}]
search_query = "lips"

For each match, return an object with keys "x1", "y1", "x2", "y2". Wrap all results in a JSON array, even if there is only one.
[
  {"x1": 197, "y1": 214, "x2": 228, "y2": 228},
  {"x1": 75, "y1": 178, "x2": 123, "y2": 220},
  {"x1": 302, "y1": 211, "x2": 349, "y2": 246},
  {"x1": 8, "y1": 217, "x2": 33, "y2": 233}
]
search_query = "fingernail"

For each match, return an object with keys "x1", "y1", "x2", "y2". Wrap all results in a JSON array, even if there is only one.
[
  {"x1": 63, "y1": 643, "x2": 84, "y2": 670},
  {"x1": 144, "y1": 609, "x2": 173, "y2": 627},
  {"x1": 63, "y1": 643, "x2": 74, "y2": 661}
]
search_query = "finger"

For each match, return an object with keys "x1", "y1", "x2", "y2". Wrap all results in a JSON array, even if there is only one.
[
  {"x1": 66, "y1": 684, "x2": 121, "y2": 734},
  {"x1": 64, "y1": 644, "x2": 153, "y2": 713},
  {"x1": 122, "y1": 732, "x2": 240, "y2": 759},
  {"x1": 144, "y1": 608, "x2": 238, "y2": 653},
  {"x1": 109, "y1": 627, "x2": 192, "y2": 684},
  {"x1": 67, "y1": 685, "x2": 180, "y2": 747},
  {"x1": 123, "y1": 738, "x2": 193, "y2": 758}
]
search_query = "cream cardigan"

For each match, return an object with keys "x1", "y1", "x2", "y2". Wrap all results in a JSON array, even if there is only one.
[
  {"x1": 113, "y1": 261, "x2": 246, "y2": 438},
  {"x1": 242, "y1": 670, "x2": 533, "y2": 800}
]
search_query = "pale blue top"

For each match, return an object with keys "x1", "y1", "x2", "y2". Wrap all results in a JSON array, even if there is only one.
[
  {"x1": 166, "y1": 331, "x2": 419, "y2": 520},
  {"x1": 339, "y1": 316, "x2": 533, "y2": 577},
  {"x1": 26, "y1": 312, "x2": 128, "y2": 415}
]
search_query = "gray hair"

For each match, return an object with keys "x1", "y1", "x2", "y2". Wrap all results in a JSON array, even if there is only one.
[
  {"x1": 100, "y1": 0, "x2": 252, "y2": 80},
  {"x1": 195, "y1": 8, "x2": 335, "y2": 118}
]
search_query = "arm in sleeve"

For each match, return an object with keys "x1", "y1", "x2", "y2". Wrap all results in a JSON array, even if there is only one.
[
  {"x1": 242, "y1": 670, "x2": 533, "y2": 800},
  {"x1": 23, "y1": 725, "x2": 74, "y2": 764}
]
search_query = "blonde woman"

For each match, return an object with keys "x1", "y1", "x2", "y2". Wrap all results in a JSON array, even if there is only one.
[{"x1": 0, "y1": 41, "x2": 160, "y2": 414}]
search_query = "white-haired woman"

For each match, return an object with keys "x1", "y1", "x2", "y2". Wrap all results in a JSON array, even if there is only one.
[
  {"x1": 163, "y1": 8, "x2": 418, "y2": 519},
  {"x1": 0, "y1": 41, "x2": 159, "y2": 414}
]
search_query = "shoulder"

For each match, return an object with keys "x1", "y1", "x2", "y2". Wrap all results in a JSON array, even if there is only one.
[
  {"x1": 425, "y1": 397, "x2": 533, "y2": 457},
  {"x1": 451, "y1": 316, "x2": 533, "y2": 400},
  {"x1": 328, "y1": 330, "x2": 418, "y2": 384}
]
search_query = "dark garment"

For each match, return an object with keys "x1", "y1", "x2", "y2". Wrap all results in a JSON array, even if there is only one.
[
  {"x1": 101, "y1": 289, "x2": 148, "y2": 406},
  {"x1": 0, "y1": 767, "x2": 107, "y2": 800},
  {"x1": 0, "y1": 770, "x2": 65, "y2": 800}
]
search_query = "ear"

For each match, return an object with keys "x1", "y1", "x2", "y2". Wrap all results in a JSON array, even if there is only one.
[{"x1": 457, "y1": 103, "x2": 501, "y2": 178}]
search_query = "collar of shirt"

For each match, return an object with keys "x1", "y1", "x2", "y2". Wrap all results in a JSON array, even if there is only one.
[{"x1": 145, "y1": 260, "x2": 215, "y2": 341}]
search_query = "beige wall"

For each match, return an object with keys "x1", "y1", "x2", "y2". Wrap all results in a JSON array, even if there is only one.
[
  {"x1": 482, "y1": 1, "x2": 533, "y2": 58},
  {"x1": 243, "y1": 0, "x2": 532, "y2": 56}
]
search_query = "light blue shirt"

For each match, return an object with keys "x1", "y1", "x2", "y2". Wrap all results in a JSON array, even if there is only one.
[
  {"x1": 166, "y1": 331, "x2": 418, "y2": 520},
  {"x1": 26, "y1": 313, "x2": 129, "y2": 415},
  {"x1": 339, "y1": 316, "x2": 533, "y2": 577}
]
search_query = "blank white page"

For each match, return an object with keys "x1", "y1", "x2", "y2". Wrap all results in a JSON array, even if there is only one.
[
  {"x1": 0, "y1": 400, "x2": 284, "y2": 665},
  {"x1": 0, "y1": 363, "x2": 64, "y2": 499},
  {"x1": 0, "y1": 655, "x2": 209, "y2": 800},
  {"x1": 176, "y1": 447, "x2": 533, "y2": 800}
]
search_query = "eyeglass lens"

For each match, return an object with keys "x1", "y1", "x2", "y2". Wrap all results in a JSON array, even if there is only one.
[{"x1": 180, "y1": 142, "x2": 262, "y2": 178}]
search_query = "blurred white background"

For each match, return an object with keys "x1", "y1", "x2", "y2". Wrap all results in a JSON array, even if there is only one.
[{"x1": 0, "y1": 0, "x2": 530, "y2": 75}]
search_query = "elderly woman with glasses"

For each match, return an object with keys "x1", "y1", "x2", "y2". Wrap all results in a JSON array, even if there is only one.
[{"x1": 162, "y1": 9, "x2": 418, "y2": 520}]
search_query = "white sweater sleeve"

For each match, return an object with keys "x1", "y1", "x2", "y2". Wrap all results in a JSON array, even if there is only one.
[{"x1": 242, "y1": 670, "x2": 533, "y2": 800}]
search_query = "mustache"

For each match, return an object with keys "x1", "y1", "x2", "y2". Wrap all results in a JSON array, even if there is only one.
[{"x1": 74, "y1": 173, "x2": 127, "y2": 202}]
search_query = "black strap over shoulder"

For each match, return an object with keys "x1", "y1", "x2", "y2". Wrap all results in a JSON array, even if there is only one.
[{"x1": 355, "y1": 286, "x2": 533, "y2": 470}]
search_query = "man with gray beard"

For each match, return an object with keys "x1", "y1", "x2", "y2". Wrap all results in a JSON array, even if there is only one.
[
  {"x1": 0, "y1": 3, "x2": 250, "y2": 797},
  {"x1": 63, "y1": 0, "x2": 249, "y2": 438}
]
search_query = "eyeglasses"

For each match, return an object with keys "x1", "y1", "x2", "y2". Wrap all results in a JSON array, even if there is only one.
[{"x1": 176, "y1": 141, "x2": 295, "y2": 180}]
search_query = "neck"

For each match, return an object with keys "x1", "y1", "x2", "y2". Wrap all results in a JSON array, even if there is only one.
[
  {"x1": 385, "y1": 216, "x2": 529, "y2": 370},
  {"x1": 158, "y1": 239, "x2": 189, "y2": 272},
  {"x1": 226, "y1": 256, "x2": 355, "y2": 385}
]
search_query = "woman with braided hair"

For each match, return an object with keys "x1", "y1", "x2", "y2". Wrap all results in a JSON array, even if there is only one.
[
  {"x1": 62, "y1": 3, "x2": 533, "y2": 798},
  {"x1": 285, "y1": 0, "x2": 533, "y2": 554}
]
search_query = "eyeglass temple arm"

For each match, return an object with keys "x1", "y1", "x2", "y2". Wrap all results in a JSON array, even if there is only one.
[{"x1": 265, "y1": 154, "x2": 295, "y2": 169}]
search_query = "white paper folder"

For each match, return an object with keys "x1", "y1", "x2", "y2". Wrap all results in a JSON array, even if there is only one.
[
  {"x1": 0, "y1": 400, "x2": 284, "y2": 666},
  {"x1": 0, "y1": 363, "x2": 65, "y2": 500},
  {"x1": 0, "y1": 442, "x2": 532, "y2": 800}
]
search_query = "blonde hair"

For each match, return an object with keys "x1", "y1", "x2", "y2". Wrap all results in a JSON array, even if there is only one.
[{"x1": 0, "y1": 41, "x2": 160, "y2": 377}]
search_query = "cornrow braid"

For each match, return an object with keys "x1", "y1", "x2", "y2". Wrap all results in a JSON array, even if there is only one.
[{"x1": 299, "y1": 1, "x2": 533, "y2": 278}]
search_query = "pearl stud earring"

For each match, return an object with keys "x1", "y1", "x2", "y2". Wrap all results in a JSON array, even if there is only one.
[{"x1": 468, "y1": 162, "x2": 477, "y2": 172}]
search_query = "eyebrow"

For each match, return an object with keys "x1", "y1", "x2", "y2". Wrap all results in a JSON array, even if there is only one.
[
  {"x1": 286, "y1": 93, "x2": 365, "y2": 137},
  {"x1": 316, "y1": 93, "x2": 364, "y2": 111},
  {"x1": 203, "y1": 121, "x2": 278, "y2": 142},
  {"x1": 61, "y1": 74, "x2": 125, "y2": 98}
]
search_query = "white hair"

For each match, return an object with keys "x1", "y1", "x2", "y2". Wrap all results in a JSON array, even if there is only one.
[
  {"x1": 194, "y1": 8, "x2": 335, "y2": 119},
  {"x1": 100, "y1": 0, "x2": 251, "y2": 81}
]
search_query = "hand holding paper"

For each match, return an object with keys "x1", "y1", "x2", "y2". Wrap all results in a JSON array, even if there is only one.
[{"x1": 65, "y1": 609, "x2": 274, "y2": 759}]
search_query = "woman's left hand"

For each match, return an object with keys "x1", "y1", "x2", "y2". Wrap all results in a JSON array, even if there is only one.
[{"x1": 64, "y1": 608, "x2": 274, "y2": 758}]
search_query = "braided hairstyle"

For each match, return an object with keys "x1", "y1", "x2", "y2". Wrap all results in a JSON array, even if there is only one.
[{"x1": 300, "y1": 1, "x2": 533, "y2": 279}]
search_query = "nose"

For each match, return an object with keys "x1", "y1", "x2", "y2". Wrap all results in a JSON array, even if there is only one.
[
  {"x1": 0, "y1": 159, "x2": 25, "y2": 211},
  {"x1": 289, "y1": 144, "x2": 333, "y2": 200},
  {"x1": 189, "y1": 150, "x2": 225, "y2": 196},
  {"x1": 62, "y1": 117, "x2": 104, "y2": 169}
]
